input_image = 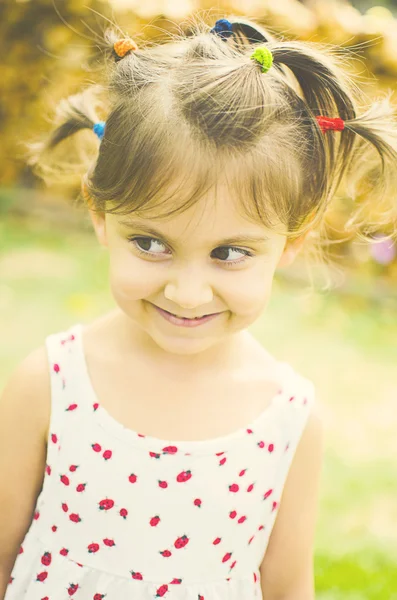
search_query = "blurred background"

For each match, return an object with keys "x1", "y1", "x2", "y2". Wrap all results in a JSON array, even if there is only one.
[{"x1": 0, "y1": 0, "x2": 396, "y2": 598}]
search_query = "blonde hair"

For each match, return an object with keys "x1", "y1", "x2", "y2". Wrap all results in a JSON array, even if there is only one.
[{"x1": 26, "y1": 14, "x2": 397, "y2": 285}]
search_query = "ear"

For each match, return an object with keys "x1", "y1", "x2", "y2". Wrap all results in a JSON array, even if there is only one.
[
  {"x1": 277, "y1": 230, "x2": 311, "y2": 268},
  {"x1": 82, "y1": 180, "x2": 108, "y2": 248}
]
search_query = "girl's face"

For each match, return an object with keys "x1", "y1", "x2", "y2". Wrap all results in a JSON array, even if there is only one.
[{"x1": 88, "y1": 185, "x2": 306, "y2": 366}]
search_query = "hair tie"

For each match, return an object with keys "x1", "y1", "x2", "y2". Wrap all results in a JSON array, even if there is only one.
[
  {"x1": 210, "y1": 19, "x2": 233, "y2": 40},
  {"x1": 316, "y1": 116, "x2": 345, "y2": 133},
  {"x1": 93, "y1": 121, "x2": 106, "y2": 141},
  {"x1": 250, "y1": 47, "x2": 273, "y2": 73},
  {"x1": 113, "y1": 38, "x2": 138, "y2": 60}
]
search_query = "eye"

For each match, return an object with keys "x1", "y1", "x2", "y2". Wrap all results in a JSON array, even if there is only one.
[{"x1": 127, "y1": 236, "x2": 254, "y2": 267}]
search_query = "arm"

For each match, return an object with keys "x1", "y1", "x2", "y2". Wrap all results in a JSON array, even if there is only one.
[
  {"x1": 260, "y1": 404, "x2": 325, "y2": 600},
  {"x1": 0, "y1": 346, "x2": 50, "y2": 598}
]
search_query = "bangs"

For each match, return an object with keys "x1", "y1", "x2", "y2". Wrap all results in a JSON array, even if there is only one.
[{"x1": 90, "y1": 109, "x2": 313, "y2": 238}]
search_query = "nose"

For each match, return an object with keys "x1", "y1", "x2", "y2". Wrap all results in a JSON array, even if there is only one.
[{"x1": 163, "y1": 263, "x2": 214, "y2": 309}]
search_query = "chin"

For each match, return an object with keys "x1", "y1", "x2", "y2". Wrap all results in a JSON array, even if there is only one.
[{"x1": 154, "y1": 334, "x2": 224, "y2": 359}]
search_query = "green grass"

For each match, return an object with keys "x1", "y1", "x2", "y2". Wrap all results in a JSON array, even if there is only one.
[{"x1": 1, "y1": 211, "x2": 396, "y2": 599}]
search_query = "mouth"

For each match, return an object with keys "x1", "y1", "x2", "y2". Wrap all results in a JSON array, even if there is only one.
[
  {"x1": 151, "y1": 303, "x2": 217, "y2": 319},
  {"x1": 149, "y1": 302, "x2": 223, "y2": 327},
  {"x1": 165, "y1": 310, "x2": 214, "y2": 319}
]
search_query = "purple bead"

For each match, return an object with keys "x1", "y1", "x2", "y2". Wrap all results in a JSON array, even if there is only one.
[{"x1": 370, "y1": 234, "x2": 396, "y2": 265}]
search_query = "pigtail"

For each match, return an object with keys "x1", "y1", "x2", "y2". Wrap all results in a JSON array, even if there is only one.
[
  {"x1": 270, "y1": 41, "x2": 358, "y2": 118},
  {"x1": 29, "y1": 85, "x2": 103, "y2": 155},
  {"x1": 24, "y1": 27, "x2": 141, "y2": 190},
  {"x1": 229, "y1": 18, "x2": 276, "y2": 47},
  {"x1": 269, "y1": 41, "x2": 358, "y2": 196},
  {"x1": 24, "y1": 84, "x2": 107, "y2": 189},
  {"x1": 339, "y1": 93, "x2": 397, "y2": 241},
  {"x1": 269, "y1": 40, "x2": 397, "y2": 240}
]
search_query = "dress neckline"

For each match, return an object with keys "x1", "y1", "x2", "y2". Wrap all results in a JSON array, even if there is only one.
[{"x1": 71, "y1": 322, "x2": 294, "y2": 455}]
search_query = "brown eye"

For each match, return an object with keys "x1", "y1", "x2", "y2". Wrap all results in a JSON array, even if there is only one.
[
  {"x1": 127, "y1": 236, "x2": 254, "y2": 266},
  {"x1": 129, "y1": 237, "x2": 168, "y2": 255}
]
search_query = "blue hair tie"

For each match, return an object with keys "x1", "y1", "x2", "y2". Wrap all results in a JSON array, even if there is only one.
[
  {"x1": 210, "y1": 19, "x2": 233, "y2": 40},
  {"x1": 93, "y1": 121, "x2": 106, "y2": 141}
]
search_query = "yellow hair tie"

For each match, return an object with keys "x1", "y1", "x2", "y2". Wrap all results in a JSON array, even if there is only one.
[{"x1": 250, "y1": 47, "x2": 273, "y2": 73}]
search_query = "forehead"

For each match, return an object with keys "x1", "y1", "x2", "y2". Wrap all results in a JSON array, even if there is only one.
[{"x1": 111, "y1": 183, "x2": 286, "y2": 246}]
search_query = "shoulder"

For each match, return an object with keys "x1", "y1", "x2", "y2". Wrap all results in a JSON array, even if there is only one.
[
  {"x1": 279, "y1": 361, "x2": 321, "y2": 411},
  {"x1": 1, "y1": 344, "x2": 51, "y2": 445},
  {"x1": 5, "y1": 344, "x2": 50, "y2": 397},
  {"x1": 0, "y1": 345, "x2": 52, "y2": 571},
  {"x1": 298, "y1": 399, "x2": 325, "y2": 454}
]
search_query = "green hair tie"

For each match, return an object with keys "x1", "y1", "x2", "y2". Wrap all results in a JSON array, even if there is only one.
[{"x1": 250, "y1": 47, "x2": 273, "y2": 73}]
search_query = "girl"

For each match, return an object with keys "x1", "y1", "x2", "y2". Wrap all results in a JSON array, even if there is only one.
[{"x1": 1, "y1": 14, "x2": 397, "y2": 600}]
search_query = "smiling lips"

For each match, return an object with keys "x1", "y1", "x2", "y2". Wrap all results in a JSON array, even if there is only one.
[
  {"x1": 168, "y1": 311, "x2": 212, "y2": 319},
  {"x1": 156, "y1": 305, "x2": 216, "y2": 319},
  {"x1": 151, "y1": 303, "x2": 222, "y2": 327}
]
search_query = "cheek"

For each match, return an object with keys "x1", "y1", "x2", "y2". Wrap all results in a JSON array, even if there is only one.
[
  {"x1": 226, "y1": 271, "x2": 275, "y2": 319},
  {"x1": 108, "y1": 250, "x2": 153, "y2": 300}
]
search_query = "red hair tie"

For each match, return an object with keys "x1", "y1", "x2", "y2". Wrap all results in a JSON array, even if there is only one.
[{"x1": 316, "y1": 116, "x2": 345, "y2": 133}]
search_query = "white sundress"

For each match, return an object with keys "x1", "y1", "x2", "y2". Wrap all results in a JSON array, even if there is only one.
[{"x1": 4, "y1": 322, "x2": 316, "y2": 600}]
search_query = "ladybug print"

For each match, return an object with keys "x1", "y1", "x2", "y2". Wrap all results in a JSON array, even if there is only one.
[
  {"x1": 69, "y1": 513, "x2": 82, "y2": 523},
  {"x1": 176, "y1": 470, "x2": 192, "y2": 483},
  {"x1": 41, "y1": 552, "x2": 51, "y2": 567},
  {"x1": 98, "y1": 498, "x2": 114, "y2": 511},
  {"x1": 174, "y1": 535, "x2": 189, "y2": 549},
  {"x1": 3, "y1": 323, "x2": 315, "y2": 600},
  {"x1": 60, "y1": 474, "x2": 70, "y2": 486},
  {"x1": 119, "y1": 508, "x2": 128, "y2": 519},
  {"x1": 67, "y1": 582, "x2": 79, "y2": 595}
]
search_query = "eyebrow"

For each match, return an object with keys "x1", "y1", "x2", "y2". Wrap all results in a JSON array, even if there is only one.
[{"x1": 118, "y1": 219, "x2": 271, "y2": 247}]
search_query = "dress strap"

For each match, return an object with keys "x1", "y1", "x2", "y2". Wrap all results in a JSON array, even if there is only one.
[
  {"x1": 44, "y1": 323, "x2": 83, "y2": 456},
  {"x1": 257, "y1": 363, "x2": 317, "y2": 550}
]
